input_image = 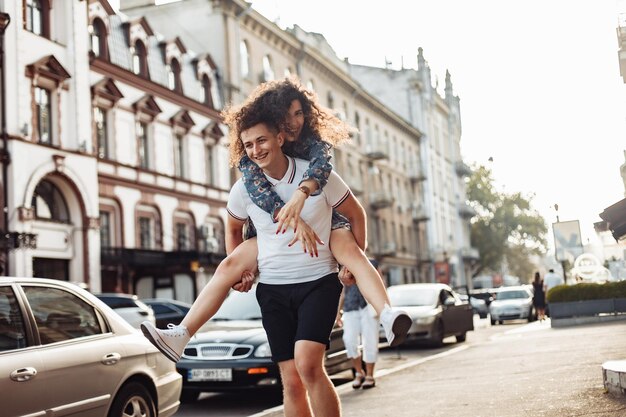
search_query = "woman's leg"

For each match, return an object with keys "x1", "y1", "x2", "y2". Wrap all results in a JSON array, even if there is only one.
[
  {"x1": 181, "y1": 238, "x2": 259, "y2": 336},
  {"x1": 330, "y1": 228, "x2": 389, "y2": 314},
  {"x1": 141, "y1": 238, "x2": 258, "y2": 362}
]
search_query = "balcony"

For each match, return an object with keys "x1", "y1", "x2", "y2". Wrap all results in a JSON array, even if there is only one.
[
  {"x1": 345, "y1": 178, "x2": 364, "y2": 196},
  {"x1": 373, "y1": 241, "x2": 397, "y2": 257},
  {"x1": 457, "y1": 202, "x2": 476, "y2": 219},
  {"x1": 460, "y1": 246, "x2": 480, "y2": 261},
  {"x1": 364, "y1": 142, "x2": 389, "y2": 160},
  {"x1": 411, "y1": 204, "x2": 430, "y2": 222},
  {"x1": 454, "y1": 160, "x2": 472, "y2": 177},
  {"x1": 100, "y1": 247, "x2": 225, "y2": 268},
  {"x1": 370, "y1": 191, "x2": 394, "y2": 210},
  {"x1": 418, "y1": 249, "x2": 433, "y2": 263},
  {"x1": 408, "y1": 164, "x2": 427, "y2": 182}
]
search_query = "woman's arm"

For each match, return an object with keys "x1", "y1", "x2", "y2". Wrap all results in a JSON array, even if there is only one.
[{"x1": 239, "y1": 155, "x2": 285, "y2": 220}]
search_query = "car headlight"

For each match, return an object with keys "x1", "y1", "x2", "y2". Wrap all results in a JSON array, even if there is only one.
[
  {"x1": 415, "y1": 316, "x2": 435, "y2": 325},
  {"x1": 254, "y1": 342, "x2": 272, "y2": 358}
]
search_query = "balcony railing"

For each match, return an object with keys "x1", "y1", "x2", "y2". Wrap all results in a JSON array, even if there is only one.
[
  {"x1": 364, "y1": 142, "x2": 389, "y2": 160},
  {"x1": 457, "y1": 202, "x2": 476, "y2": 219},
  {"x1": 460, "y1": 246, "x2": 480, "y2": 261},
  {"x1": 411, "y1": 205, "x2": 430, "y2": 222},
  {"x1": 454, "y1": 160, "x2": 472, "y2": 177},
  {"x1": 101, "y1": 247, "x2": 225, "y2": 268},
  {"x1": 408, "y1": 164, "x2": 427, "y2": 182},
  {"x1": 373, "y1": 241, "x2": 396, "y2": 257},
  {"x1": 418, "y1": 249, "x2": 433, "y2": 263},
  {"x1": 370, "y1": 191, "x2": 394, "y2": 210}
]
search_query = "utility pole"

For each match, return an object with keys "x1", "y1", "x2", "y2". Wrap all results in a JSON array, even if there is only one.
[{"x1": 553, "y1": 203, "x2": 568, "y2": 284}]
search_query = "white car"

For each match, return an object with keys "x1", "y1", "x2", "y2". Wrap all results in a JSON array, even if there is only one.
[
  {"x1": 0, "y1": 277, "x2": 181, "y2": 417},
  {"x1": 96, "y1": 293, "x2": 156, "y2": 328},
  {"x1": 489, "y1": 286, "x2": 536, "y2": 325}
]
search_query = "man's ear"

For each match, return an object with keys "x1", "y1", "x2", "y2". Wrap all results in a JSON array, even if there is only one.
[{"x1": 277, "y1": 131, "x2": 286, "y2": 147}]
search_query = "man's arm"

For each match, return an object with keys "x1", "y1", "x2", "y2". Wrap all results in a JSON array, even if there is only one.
[
  {"x1": 225, "y1": 215, "x2": 246, "y2": 255},
  {"x1": 334, "y1": 193, "x2": 367, "y2": 251}
]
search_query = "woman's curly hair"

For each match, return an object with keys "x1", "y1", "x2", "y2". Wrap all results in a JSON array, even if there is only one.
[{"x1": 223, "y1": 77, "x2": 353, "y2": 167}]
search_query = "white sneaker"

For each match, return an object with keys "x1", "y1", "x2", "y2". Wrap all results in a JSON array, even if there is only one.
[
  {"x1": 380, "y1": 305, "x2": 412, "y2": 347},
  {"x1": 141, "y1": 321, "x2": 190, "y2": 362}
]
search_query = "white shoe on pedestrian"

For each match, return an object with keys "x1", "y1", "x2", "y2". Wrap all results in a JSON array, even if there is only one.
[
  {"x1": 141, "y1": 321, "x2": 190, "y2": 362},
  {"x1": 380, "y1": 305, "x2": 412, "y2": 347}
]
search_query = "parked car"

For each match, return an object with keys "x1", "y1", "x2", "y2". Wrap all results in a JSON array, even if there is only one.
[
  {"x1": 142, "y1": 298, "x2": 192, "y2": 328},
  {"x1": 382, "y1": 283, "x2": 474, "y2": 346},
  {"x1": 176, "y1": 286, "x2": 352, "y2": 402},
  {"x1": 459, "y1": 293, "x2": 489, "y2": 319},
  {"x1": 469, "y1": 289, "x2": 497, "y2": 308},
  {"x1": 489, "y1": 286, "x2": 536, "y2": 325},
  {"x1": 0, "y1": 277, "x2": 181, "y2": 417},
  {"x1": 95, "y1": 293, "x2": 156, "y2": 328}
]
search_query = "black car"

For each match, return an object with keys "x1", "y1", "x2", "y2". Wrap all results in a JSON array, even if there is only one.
[
  {"x1": 176, "y1": 286, "x2": 351, "y2": 402},
  {"x1": 142, "y1": 298, "x2": 192, "y2": 328}
]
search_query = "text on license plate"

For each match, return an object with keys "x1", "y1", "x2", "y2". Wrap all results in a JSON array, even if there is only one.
[{"x1": 188, "y1": 368, "x2": 232, "y2": 382}]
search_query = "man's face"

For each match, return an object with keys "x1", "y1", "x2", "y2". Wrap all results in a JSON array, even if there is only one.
[
  {"x1": 282, "y1": 99, "x2": 304, "y2": 142},
  {"x1": 241, "y1": 123, "x2": 284, "y2": 171}
]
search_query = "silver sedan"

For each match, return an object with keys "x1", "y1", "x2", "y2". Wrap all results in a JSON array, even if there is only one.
[{"x1": 0, "y1": 277, "x2": 181, "y2": 417}]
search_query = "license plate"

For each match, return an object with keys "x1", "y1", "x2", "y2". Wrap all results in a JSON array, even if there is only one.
[{"x1": 188, "y1": 368, "x2": 232, "y2": 382}]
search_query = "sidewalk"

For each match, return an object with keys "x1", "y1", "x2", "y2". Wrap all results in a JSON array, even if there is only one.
[{"x1": 252, "y1": 320, "x2": 626, "y2": 417}]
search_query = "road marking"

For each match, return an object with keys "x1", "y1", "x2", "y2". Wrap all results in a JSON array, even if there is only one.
[
  {"x1": 248, "y1": 344, "x2": 470, "y2": 417},
  {"x1": 490, "y1": 319, "x2": 552, "y2": 341}
]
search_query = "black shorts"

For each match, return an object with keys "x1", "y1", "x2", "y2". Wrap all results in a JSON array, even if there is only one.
[{"x1": 255, "y1": 273, "x2": 342, "y2": 363}]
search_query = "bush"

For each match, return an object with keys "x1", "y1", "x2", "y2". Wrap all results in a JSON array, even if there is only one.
[{"x1": 547, "y1": 281, "x2": 626, "y2": 303}]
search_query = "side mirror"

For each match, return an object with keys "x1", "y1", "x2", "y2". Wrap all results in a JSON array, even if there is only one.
[{"x1": 443, "y1": 297, "x2": 456, "y2": 307}]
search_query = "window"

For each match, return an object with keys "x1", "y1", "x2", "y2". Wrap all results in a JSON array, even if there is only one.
[
  {"x1": 25, "y1": 0, "x2": 48, "y2": 37},
  {"x1": 175, "y1": 222, "x2": 189, "y2": 250},
  {"x1": 32, "y1": 180, "x2": 69, "y2": 222},
  {"x1": 284, "y1": 67, "x2": 292, "y2": 78},
  {"x1": 200, "y1": 74, "x2": 213, "y2": 107},
  {"x1": 137, "y1": 122, "x2": 149, "y2": 169},
  {"x1": 139, "y1": 217, "x2": 153, "y2": 249},
  {"x1": 94, "y1": 107, "x2": 108, "y2": 159},
  {"x1": 32, "y1": 258, "x2": 69, "y2": 281},
  {"x1": 174, "y1": 135, "x2": 185, "y2": 177},
  {"x1": 35, "y1": 87, "x2": 52, "y2": 144},
  {"x1": 205, "y1": 144, "x2": 214, "y2": 185},
  {"x1": 239, "y1": 40, "x2": 250, "y2": 78},
  {"x1": 168, "y1": 58, "x2": 182, "y2": 93},
  {"x1": 262, "y1": 55, "x2": 274, "y2": 82},
  {"x1": 23, "y1": 286, "x2": 101, "y2": 345},
  {"x1": 306, "y1": 79, "x2": 314, "y2": 92},
  {"x1": 132, "y1": 40, "x2": 148, "y2": 78},
  {"x1": 0, "y1": 287, "x2": 27, "y2": 351},
  {"x1": 89, "y1": 18, "x2": 108, "y2": 59},
  {"x1": 327, "y1": 91, "x2": 334, "y2": 110},
  {"x1": 100, "y1": 211, "x2": 111, "y2": 248}
]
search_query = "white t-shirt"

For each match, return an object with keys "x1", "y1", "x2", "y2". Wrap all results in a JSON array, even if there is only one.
[
  {"x1": 227, "y1": 156, "x2": 351, "y2": 285},
  {"x1": 544, "y1": 272, "x2": 564, "y2": 291}
]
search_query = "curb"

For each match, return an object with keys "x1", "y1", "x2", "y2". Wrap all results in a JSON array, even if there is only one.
[{"x1": 603, "y1": 360, "x2": 626, "y2": 397}]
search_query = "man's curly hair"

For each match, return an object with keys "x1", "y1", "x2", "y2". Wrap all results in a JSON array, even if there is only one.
[{"x1": 223, "y1": 77, "x2": 353, "y2": 167}]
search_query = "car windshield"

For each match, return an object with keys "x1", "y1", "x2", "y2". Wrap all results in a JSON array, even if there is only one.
[
  {"x1": 496, "y1": 290, "x2": 529, "y2": 300},
  {"x1": 211, "y1": 289, "x2": 262, "y2": 321},
  {"x1": 388, "y1": 287, "x2": 438, "y2": 307}
]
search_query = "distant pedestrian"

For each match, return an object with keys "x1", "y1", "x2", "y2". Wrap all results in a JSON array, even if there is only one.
[
  {"x1": 544, "y1": 268, "x2": 564, "y2": 293},
  {"x1": 532, "y1": 272, "x2": 546, "y2": 321},
  {"x1": 336, "y1": 260, "x2": 382, "y2": 390}
]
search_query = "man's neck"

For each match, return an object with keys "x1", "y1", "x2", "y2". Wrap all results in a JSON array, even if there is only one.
[{"x1": 263, "y1": 154, "x2": 289, "y2": 180}]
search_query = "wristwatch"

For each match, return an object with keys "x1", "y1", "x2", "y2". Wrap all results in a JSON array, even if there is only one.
[{"x1": 297, "y1": 185, "x2": 311, "y2": 197}]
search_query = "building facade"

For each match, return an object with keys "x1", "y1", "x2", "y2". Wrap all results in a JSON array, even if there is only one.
[
  {"x1": 0, "y1": 0, "x2": 230, "y2": 302},
  {"x1": 122, "y1": 0, "x2": 427, "y2": 285}
]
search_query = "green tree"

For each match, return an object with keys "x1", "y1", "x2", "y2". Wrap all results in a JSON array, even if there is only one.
[{"x1": 467, "y1": 165, "x2": 548, "y2": 280}]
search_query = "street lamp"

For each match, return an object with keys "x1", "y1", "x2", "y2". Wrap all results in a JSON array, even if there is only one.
[{"x1": 0, "y1": 12, "x2": 11, "y2": 276}]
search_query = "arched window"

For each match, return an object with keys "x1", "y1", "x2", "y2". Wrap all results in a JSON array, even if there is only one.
[
  {"x1": 132, "y1": 40, "x2": 149, "y2": 78},
  {"x1": 200, "y1": 74, "x2": 213, "y2": 107},
  {"x1": 262, "y1": 55, "x2": 275, "y2": 82},
  {"x1": 168, "y1": 58, "x2": 182, "y2": 93},
  {"x1": 32, "y1": 180, "x2": 70, "y2": 222},
  {"x1": 89, "y1": 18, "x2": 108, "y2": 59},
  {"x1": 239, "y1": 40, "x2": 250, "y2": 78}
]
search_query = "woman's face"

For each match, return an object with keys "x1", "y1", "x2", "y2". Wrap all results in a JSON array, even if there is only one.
[{"x1": 283, "y1": 99, "x2": 304, "y2": 142}]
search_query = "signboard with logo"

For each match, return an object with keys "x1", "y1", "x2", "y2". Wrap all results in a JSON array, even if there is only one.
[{"x1": 553, "y1": 220, "x2": 583, "y2": 262}]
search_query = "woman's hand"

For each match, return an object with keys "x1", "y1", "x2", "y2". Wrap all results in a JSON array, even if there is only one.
[
  {"x1": 287, "y1": 217, "x2": 324, "y2": 256},
  {"x1": 231, "y1": 269, "x2": 257, "y2": 292},
  {"x1": 275, "y1": 190, "x2": 307, "y2": 234},
  {"x1": 339, "y1": 266, "x2": 356, "y2": 287}
]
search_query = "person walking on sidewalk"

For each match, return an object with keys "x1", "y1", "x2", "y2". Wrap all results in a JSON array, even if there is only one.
[
  {"x1": 140, "y1": 78, "x2": 411, "y2": 364},
  {"x1": 336, "y1": 259, "x2": 383, "y2": 390},
  {"x1": 532, "y1": 271, "x2": 546, "y2": 321}
]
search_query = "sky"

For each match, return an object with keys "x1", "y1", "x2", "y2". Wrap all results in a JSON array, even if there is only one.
[
  {"x1": 248, "y1": 0, "x2": 626, "y2": 250},
  {"x1": 127, "y1": 0, "x2": 626, "y2": 250}
]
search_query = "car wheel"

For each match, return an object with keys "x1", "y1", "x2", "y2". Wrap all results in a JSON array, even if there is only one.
[
  {"x1": 490, "y1": 318, "x2": 496, "y2": 325},
  {"x1": 430, "y1": 320, "x2": 444, "y2": 347},
  {"x1": 180, "y1": 390, "x2": 200, "y2": 403},
  {"x1": 108, "y1": 381, "x2": 155, "y2": 417},
  {"x1": 498, "y1": 320, "x2": 503, "y2": 325},
  {"x1": 528, "y1": 307, "x2": 536, "y2": 322},
  {"x1": 456, "y1": 332, "x2": 467, "y2": 343}
]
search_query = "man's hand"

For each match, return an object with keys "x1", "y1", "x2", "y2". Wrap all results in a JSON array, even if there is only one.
[
  {"x1": 275, "y1": 191, "x2": 307, "y2": 234},
  {"x1": 287, "y1": 218, "x2": 324, "y2": 257},
  {"x1": 231, "y1": 269, "x2": 257, "y2": 292},
  {"x1": 339, "y1": 266, "x2": 356, "y2": 287}
]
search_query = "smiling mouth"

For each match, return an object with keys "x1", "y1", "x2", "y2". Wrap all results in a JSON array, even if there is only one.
[{"x1": 254, "y1": 153, "x2": 268, "y2": 162}]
